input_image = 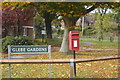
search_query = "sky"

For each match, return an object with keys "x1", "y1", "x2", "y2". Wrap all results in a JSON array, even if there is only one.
[{"x1": 91, "y1": 8, "x2": 113, "y2": 13}]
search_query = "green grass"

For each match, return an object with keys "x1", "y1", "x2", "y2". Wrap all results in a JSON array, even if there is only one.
[
  {"x1": 2, "y1": 49, "x2": 119, "y2": 78},
  {"x1": 81, "y1": 38, "x2": 118, "y2": 49},
  {"x1": 1, "y1": 37, "x2": 120, "y2": 78}
]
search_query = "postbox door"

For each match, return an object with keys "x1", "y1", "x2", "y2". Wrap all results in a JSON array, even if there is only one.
[{"x1": 69, "y1": 31, "x2": 80, "y2": 51}]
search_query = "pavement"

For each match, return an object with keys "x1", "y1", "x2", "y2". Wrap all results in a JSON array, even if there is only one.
[
  {"x1": 81, "y1": 42, "x2": 120, "y2": 51},
  {"x1": 81, "y1": 42, "x2": 96, "y2": 46},
  {"x1": 84, "y1": 48, "x2": 120, "y2": 51}
]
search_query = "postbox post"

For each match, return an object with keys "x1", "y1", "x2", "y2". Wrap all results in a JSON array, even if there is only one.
[
  {"x1": 73, "y1": 50, "x2": 76, "y2": 77},
  {"x1": 69, "y1": 31, "x2": 80, "y2": 78}
]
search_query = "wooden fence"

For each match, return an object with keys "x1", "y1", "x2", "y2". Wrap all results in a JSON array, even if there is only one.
[
  {"x1": 1, "y1": 55, "x2": 120, "y2": 78},
  {"x1": 1, "y1": 55, "x2": 120, "y2": 64}
]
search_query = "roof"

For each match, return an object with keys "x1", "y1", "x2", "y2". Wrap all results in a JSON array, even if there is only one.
[{"x1": 84, "y1": 14, "x2": 96, "y2": 23}]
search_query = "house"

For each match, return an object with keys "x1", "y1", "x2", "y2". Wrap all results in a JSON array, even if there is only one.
[
  {"x1": 76, "y1": 13, "x2": 96, "y2": 27},
  {"x1": 2, "y1": 7, "x2": 35, "y2": 39}
]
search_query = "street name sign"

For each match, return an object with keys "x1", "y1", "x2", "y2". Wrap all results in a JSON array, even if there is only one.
[
  {"x1": 8, "y1": 45, "x2": 51, "y2": 54},
  {"x1": 7, "y1": 45, "x2": 52, "y2": 78}
]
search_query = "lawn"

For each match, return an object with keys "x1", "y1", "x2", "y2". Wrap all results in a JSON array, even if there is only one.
[
  {"x1": 2, "y1": 51, "x2": 119, "y2": 78},
  {"x1": 1, "y1": 38, "x2": 120, "y2": 78},
  {"x1": 81, "y1": 38, "x2": 119, "y2": 49}
]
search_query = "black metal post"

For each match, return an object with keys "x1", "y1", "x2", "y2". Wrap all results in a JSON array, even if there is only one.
[{"x1": 73, "y1": 50, "x2": 76, "y2": 77}]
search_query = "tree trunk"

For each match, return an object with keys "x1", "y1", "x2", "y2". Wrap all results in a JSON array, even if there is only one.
[
  {"x1": 17, "y1": 25, "x2": 22, "y2": 36},
  {"x1": 45, "y1": 18, "x2": 52, "y2": 39},
  {"x1": 43, "y1": 12, "x2": 55, "y2": 39},
  {"x1": 98, "y1": 8, "x2": 107, "y2": 41},
  {"x1": 16, "y1": 19, "x2": 23, "y2": 36},
  {"x1": 59, "y1": 16, "x2": 79, "y2": 54},
  {"x1": 59, "y1": 29, "x2": 70, "y2": 54},
  {"x1": 99, "y1": 17, "x2": 103, "y2": 41}
]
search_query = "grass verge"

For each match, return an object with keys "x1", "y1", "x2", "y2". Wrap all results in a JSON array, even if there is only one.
[
  {"x1": 2, "y1": 49, "x2": 119, "y2": 78},
  {"x1": 1, "y1": 38, "x2": 119, "y2": 78}
]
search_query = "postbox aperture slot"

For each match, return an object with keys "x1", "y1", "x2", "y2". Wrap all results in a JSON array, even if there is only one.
[
  {"x1": 72, "y1": 34, "x2": 79, "y2": 35},
  {"x1": 72, "y1": 34, "x2": 79, "y2": 38},
  {"x1": 72, "y1": 38, "x2": 79, "y2": 39}
]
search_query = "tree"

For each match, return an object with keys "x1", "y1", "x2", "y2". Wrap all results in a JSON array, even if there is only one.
[
  {"x1": 94, "y1": 12, "x2": 118, "y2": 42},
  {"x1": 34, "y1": 15, "x2": 45, "y2": 39},
  {"x1": 52, "y1": 20, "x2": 62, "y2": 37},
  {"x1": 2, "y1": 6, "x2": 35, "y2": 37},
  {"x1": 93, "y1": 2, "x2": 120, "y2": 42},
  {"x1": 114, "y1": 11, "x2": 120, "y2": 29},
  {"x1": 24, "y1": 2, "x2": 56, "y2": 39},
  {"x1": 94, "y1": 8, "x2": 109, "y2": 41},
  {"x1": 46, "y1": 2, "x2": 102, "y2": 54},
  {"x1": 42, "y1": 11, "x2": 55, "y2": 39},
  {"x1": 2, "y1": 2, "x2": 120, "y2": 54}
]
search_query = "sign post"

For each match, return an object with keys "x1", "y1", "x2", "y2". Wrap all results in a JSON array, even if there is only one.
[
  {"x1": 8, "y1": 45, "x2": 11, "y2": 79},
  {"x1": 69, "y1": 31, "x2": 80, "y2": 77},
  {"x1": 8, "y1": 45, "x2": 52, "y2": 78},
  {"x1": 48, "y1": 45, "x2": 52, "y2": 78}
]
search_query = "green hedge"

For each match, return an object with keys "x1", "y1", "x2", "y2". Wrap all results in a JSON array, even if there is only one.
[{"x1": 2, "y1": 36, "x2": 34, "y2": 53}]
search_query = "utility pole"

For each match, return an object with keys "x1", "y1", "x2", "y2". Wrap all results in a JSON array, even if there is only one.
[{"x1": 82, "y1": 16, "x2": 84, "y2": 37}]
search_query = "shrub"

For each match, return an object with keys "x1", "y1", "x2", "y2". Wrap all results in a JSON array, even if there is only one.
[
  {"x1": 83, "y1": 26, "x2": 96, "y2": 36},
  {"x1": 34, "y1": 38, "x2": 62, "y2": 47},
  {"x1": 2, "y1": 36, "x2": 34, "y2": 53}
]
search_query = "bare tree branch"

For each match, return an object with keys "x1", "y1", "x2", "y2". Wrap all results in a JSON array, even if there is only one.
[{"x1": 82, "y1": 2, "x2": 102, "y2": 16}]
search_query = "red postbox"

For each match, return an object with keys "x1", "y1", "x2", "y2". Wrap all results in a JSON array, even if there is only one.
[{"x1": 69, "y1": 31, "x2": 80, "y2": 51}]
